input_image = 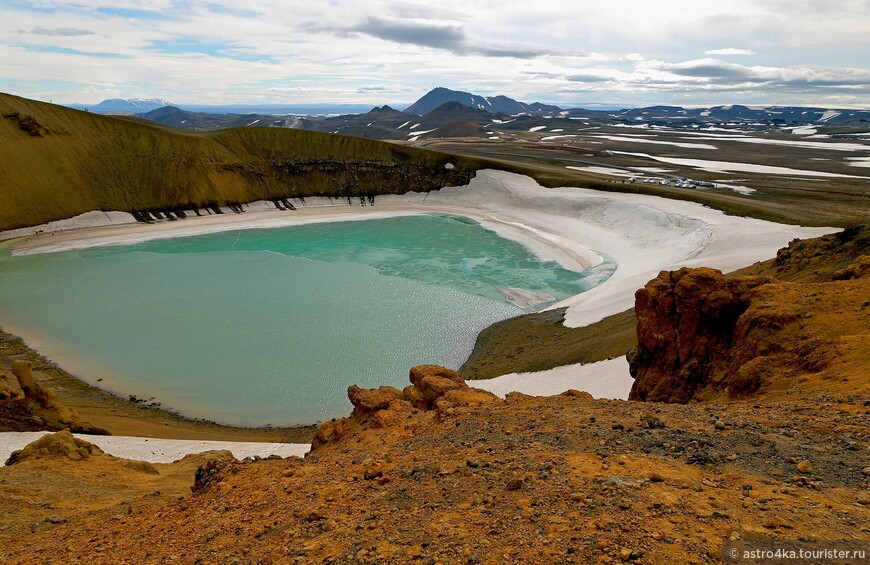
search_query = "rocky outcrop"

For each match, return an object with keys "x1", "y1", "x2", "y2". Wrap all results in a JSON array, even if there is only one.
[
  {"x1": 0, "y1": 360, "x2": 108, "y2": 434},
  {"x1": 629, "y1": 263, "x2": 869, "y2": 402},
  {"x1": 5, "y1": 429, "x2": 103, "y2": 465},
  {"x1": 628, "y1": 268, "x2": 771, "y2": 402},
  {"x1": 312, "y1": 365, "x2": 498, "y2": 450},
  {"x1": 0, "y1": 369, "x2": 25, "y2": 402},
  {"x1": 833, "y1": 254, "x2": 870, "y2": 280}
]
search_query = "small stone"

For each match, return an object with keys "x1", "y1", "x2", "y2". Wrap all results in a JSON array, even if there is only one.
[
  {"x1": 612, "y1": 423, "x2": 624, "y2": 431},
  {"x1": 363, "y1": 468, "x2": 384, "y2": 480},
  {"x1": 45, "y1": 515, "x2": 65, "y2": 524},
  {"x1": 726, "y1": 454, "x2": 738, "y2": 461},
  {"x1": 619, "y1": 548, "x2": 632, "y2": 561},
  {"x1": 787, "y1": 457, "x2": 797, "y2": 464},
  {"x1": 714, "y1": 421, "x2": 726, "y2": 430},
  {"x1": 648, "y1": 472, "x2": 665, "y2": 483},
  {"x1": 861, "y1": 467, "x2": 870, "y2": 476},
  {"x1": 796, "y1": 460, "x2": 813, "y2": 473},
  {"x1": 569, "y1": 492, "x2": 584, "y2": 502},
  {"x1": 505, "y1": 478, "x2": 523, "y2": 491}
]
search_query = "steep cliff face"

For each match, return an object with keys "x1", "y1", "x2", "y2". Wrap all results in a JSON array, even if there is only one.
[{"x1": 629, "y1": 259, "x2": 869, "y2": 403}]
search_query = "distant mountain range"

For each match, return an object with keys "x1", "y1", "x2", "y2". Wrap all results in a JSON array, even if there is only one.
[
  {"x1": 80, "y1": 87, "x2": 870, "y2": 142},
  {"x1": 70, "y1": 99, "x2": 379, "y2": 115}
]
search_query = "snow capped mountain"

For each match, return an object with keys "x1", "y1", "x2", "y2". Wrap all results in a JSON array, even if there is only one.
[{"x1": 86, "y1": 98, "x2": 175, "y2": 114}]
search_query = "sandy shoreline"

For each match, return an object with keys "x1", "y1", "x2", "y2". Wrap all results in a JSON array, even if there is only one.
[{"x1": 0, "y1": 169, "x2": 837, "y2": 451}]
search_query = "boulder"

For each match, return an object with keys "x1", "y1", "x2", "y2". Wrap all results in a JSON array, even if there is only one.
[
  {"x1": 402, "y1": 385, "x2": 426, "y2": 409},
  {"x1": 409, "y1": 365, "x2": 464, "y2": 387},
  {"x1": 5, "y1": 429, "x2": 103, "y2": 465},
  {"x1": 832, "y1": 255, "x2": 870, "y2": 280},
  {"x1": 434, "y1": 388, "x2": 499, "y2": 416},
  {"x1": 347, "y1": 385, "x2": 404, "y2": 415},
  {"x1": 311, "y1": 417, "x2": 354, "y2": 450},
  {"x1": 417, "y1": 375, "x2": 467, "y2": 407},
  {"x1": 11, "y1": 359, "x2": 36, "y2": 390},
  {"x1": 560, "y1": 389, "x2": 593, "y2": 399},
  {"x1": 0, "y1": 370, "x2": 25, "y2": 402}
]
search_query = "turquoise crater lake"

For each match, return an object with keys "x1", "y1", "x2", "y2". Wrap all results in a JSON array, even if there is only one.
[{"x1": 0, "y1": 214, "x2": 613, "y2": 426}]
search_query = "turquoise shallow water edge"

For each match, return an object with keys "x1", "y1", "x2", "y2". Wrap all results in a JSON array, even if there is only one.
[{"x1": 0, "y1": 214, "x2": 614, "y2": 426}]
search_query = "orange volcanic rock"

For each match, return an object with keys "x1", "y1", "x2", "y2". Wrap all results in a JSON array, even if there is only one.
[
  {"x1": 312, "y1": 365, "x2": 497, "y2": 449},
  {"x1": 629, "y1": 262, "x2": 869, "y2": 402},
  {"x1": 347, "y1": 385, "x2": 405, "y2": 416}
]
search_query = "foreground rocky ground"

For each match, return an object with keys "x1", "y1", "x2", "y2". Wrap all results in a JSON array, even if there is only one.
[
  {"x1": 1, "y1": 227, "x2": 868, "y2": 563},
  {"x1": 2, "y1": 377, "x2": 868, "y2": 563}
]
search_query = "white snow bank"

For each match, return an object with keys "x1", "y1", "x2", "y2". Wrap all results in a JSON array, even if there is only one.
[
  {"x1": 474, "y1": 357, "x2": 633, "y2": 399},
  {"x1": 0, "y1": 211, "x2": 135, "y2": 242},
  {"x1": 0, "y1": 431, "x2": 309, "y2": 464}
]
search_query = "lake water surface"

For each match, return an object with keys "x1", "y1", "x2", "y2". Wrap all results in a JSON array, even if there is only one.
[{"x1": 0, "y1": 214, "x2": 611, "y2": 426}]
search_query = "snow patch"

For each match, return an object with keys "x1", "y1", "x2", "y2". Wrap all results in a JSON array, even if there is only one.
[
  {"x1": 592, "y1": 135, "x2": 717, "y2": 150},
  {"x1": 614, "y1": 151, "x2": 868, "y2": 178}
]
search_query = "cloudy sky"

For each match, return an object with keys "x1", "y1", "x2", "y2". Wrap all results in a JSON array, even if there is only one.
[{"x1": 2, "y1": 0, "x2": 869, "y2": 108}]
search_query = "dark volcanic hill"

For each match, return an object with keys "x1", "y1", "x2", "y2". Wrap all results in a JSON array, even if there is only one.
[
  {"x1": 415, "y1": 101, "x2": 495, "y2": 128},
  {"x1": 141, "y1": 106, "x2": 304, "y2": 130},
  {"x1": 405, "y1": 87, "x2": 561, "y2": 117},
  {"x1": 318, "y1": 105, "x2": 418, "y2": 140}
]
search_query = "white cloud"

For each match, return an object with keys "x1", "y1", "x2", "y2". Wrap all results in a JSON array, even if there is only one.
[
  {"x1": 0, "y1": 0, "x2": 867, "y2": 107},
  {"x1": 705, "y1": 48, "x2": 755, "y2": 56}
]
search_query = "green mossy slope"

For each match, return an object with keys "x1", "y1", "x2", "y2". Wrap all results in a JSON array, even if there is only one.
[{"x1": 0, "y1": 93, "x2": 481, "y2": 231}]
